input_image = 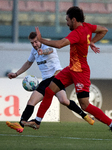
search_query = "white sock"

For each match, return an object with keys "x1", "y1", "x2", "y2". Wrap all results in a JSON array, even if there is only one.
[{"x1": 35, "y1": 116, "x2": 42, "y2": 122}]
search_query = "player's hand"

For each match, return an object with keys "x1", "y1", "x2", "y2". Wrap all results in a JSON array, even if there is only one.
[
  {"x1": 7, "y1": 72, "x2": 17, "y2": 79},
  {"x1": 35, "y1": 26, "x2": 42, "y2": 42},
  {"x1": 37, "y1": 48, "x2": 43, "y2": 55},
  {"x1": 90, "y1": 42, "x2": 100, "y2": 53}
]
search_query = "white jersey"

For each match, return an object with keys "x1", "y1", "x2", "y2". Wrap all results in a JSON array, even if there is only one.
[{"x1": 28, "y1": 44, "x2": 62, "y2": 80}]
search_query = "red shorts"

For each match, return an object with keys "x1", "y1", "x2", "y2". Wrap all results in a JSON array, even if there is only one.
[{"x1": 55, "y1": 66, "x2": 91, "y2": 93}]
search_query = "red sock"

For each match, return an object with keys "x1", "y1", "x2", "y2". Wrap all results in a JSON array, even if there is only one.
[
  {"x1": 85, "y1": 103, "x2": 111, "y2": 126},
  {"x1": 37, "y1": 87, "x2": 55, "y2": 118}
]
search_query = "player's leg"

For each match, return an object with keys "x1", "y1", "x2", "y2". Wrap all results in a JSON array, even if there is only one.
[
  {"x1": 23, "y1": 81, "x2": 60, "y2": 129},
  {"x1": 37, "y1": 81, "x2": 60, "y2": 118},
  {"x1": 6, "y1": 90, "x2": 43, "y2": 133},
  {"x1": 56, "y1": 90, "x2": 87, "y2": 118},
  {"x1": 6, "y1": 78, "x2": 54, "y2": 132},
  {"x1": 78, "y1": 93, "x2": 112, "y2": 129},
  {"x1": 72, "y1": 69, "x2": 112, "y2": 130},
  {"x1": 19, "y1": 91, "x2": 43, "y2": 125},
  {"x1": 56, "y1": 90, "x2": 94, "y2": 125}
]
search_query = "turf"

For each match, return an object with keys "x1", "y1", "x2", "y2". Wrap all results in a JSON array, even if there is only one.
[{"x1": 0, "y1": 121, "x2": 112, "y2": 150}]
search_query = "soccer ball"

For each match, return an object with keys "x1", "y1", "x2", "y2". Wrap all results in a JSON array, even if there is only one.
[{"x1": 22, "y1": 75, "x2": 39, "y2": 91}]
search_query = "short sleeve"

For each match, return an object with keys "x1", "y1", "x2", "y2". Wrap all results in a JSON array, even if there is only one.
[
  {"x1": 65, "y1": 30, "x2": 80, "y2": 44},
  {"x1": 87, "y1": 23, "x2": 97, "y2": 32},
  {"x1": 28, "y1": 48, "x2": 35, "y2": 62}
]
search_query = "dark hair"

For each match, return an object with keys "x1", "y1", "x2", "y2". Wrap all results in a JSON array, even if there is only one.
[
  {"x1": 28, "y1": 32, "x2": 37, "y2": 39},
  {"x1": 66, "y1": 6, "x2": 85, "y2": 22}
]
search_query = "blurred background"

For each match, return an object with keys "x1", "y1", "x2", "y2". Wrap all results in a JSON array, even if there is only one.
[
  {"x1": 0, "y1": 0, "x2": 112, "y2": 122},
  {"x1": 0, "y1": 0, "x2": 112, "y2": 77},
  {"x1": 0, "y1": 0, "x2": 112, "y2": 43}
]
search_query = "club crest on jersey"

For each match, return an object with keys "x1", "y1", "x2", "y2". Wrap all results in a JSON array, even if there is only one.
[{"x1": 76, "y1": 83, "x2": 84, "y2": 91}]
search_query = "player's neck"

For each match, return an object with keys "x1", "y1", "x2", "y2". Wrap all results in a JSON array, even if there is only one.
[
  {"x1": 77, "y1": 22, "x2": 83, "y2": 27},
  {"x1": 74, "y1": 22, "x2": 83, "y2": 29}
]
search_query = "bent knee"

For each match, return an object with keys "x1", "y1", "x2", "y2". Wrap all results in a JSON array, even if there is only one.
[
  {"x1": 59, "y1": 98, "x2": 70, "y2": 106},
  {"x1": 80, "y1": 105, "x2": 87, "y2": 111},
  {"x1": 78, "y1": 97, "x2": 89, "y2": 110}
]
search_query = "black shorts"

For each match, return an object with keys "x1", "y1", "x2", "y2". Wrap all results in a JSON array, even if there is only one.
[{"x1": 36, "y1": 76, "x2": 54, "y2": 96}]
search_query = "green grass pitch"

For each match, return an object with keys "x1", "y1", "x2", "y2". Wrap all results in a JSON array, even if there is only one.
[{"x1": 0, "y1": 121, "x2": 112, "y2": 150}]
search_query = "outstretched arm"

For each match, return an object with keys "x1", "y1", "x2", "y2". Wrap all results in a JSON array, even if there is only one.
[
  {"x1": 35, "y1": 26, "x2": 70, "y2": 49},
  {"x1": 8, "y1": 61, "x2": 33, "y2": 79}
]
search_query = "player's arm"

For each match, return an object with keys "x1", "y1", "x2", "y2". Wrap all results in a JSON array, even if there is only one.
[
  {"x1": 89, "y1": 42, "x2": 100, "y2": 53},
  {"x1": 35, "y1": 26, "x2": 70, "y2": 48},
  {"x1": 8, "y1": 61, "x2": 33, "y2": 79},
  {"x1": 38, "y1": 48, "x2": 53, "y2": 55},
  {"x1": 38, "y1": 38, "x2": 70, "y2": 49},
  {"x1": 91, "y1": 25, "x2": 108, "y2": 43},
  {"x1": 90, "y1": 25, "x2": 108, "y2": 53}
]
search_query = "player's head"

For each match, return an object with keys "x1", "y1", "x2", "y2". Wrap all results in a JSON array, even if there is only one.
[
  {"x1": 28, "y1": 32, "x2": 41, "y2": 50},
  {"x1": 66, "y1": 6, "x2": 84, "y2": 22},
  {"x1": 66, "y1": 6, "x2": 85, "y2": 31}
]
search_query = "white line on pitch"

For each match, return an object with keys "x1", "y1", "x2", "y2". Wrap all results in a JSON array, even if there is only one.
[
  {"x1": 0, "y1": 134, "x2": 48, "y2": 138},
  {"x1": 0, "y1": 134, "x2": 112, "y2": 141},
  {"x1": 61, "y1": 137, "x2": 112, "y2": 141}
]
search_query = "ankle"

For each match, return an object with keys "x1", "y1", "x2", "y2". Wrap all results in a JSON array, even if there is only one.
[
  {"x1": 35, "y1": 117, "x2": 42, "y2": 125},
  {"x1": 19, "y1": 121, "x2": 24, "y2": 128}
]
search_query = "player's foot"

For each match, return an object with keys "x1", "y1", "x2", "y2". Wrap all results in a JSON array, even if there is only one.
[
  {"x1": 21, "y1": 119, "x2": 40, "y2": 130},
  {"x1": 84, "y1": 114, "x2": 95, "y2": 125},
  {"x1": 6, "y1": 121, "x2": 24, "y2": 133}
]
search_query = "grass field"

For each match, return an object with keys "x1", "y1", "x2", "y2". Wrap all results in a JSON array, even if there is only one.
[{"x1": 0, "y1": 121, "x2": 112, "y2": 150}]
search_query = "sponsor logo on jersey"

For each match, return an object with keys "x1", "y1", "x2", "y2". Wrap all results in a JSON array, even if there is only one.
[
  {"x1": 37, "y1": 60, "x2": 47, "y2": 65},
  {"x1": 76, "y1": 83, "x2": 84, "y2": 91}
]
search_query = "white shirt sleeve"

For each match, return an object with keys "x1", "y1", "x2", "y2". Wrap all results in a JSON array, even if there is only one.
[{"x1": 28, "y1": 48, "x2": 36, "y2": 62}]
